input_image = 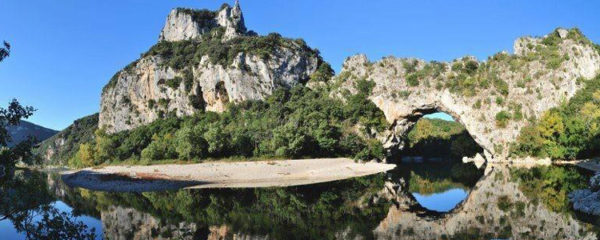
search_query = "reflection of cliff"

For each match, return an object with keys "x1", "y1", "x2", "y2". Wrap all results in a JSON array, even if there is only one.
[
  {"x1": 373, "y1": 166, "x2": 597, "y2": 240},
  {"x1": 101, "y1": 205, "x2": 198, "y2": 240},
  {"x1": 101, "y1": 205, "x2": 271, "y2": 240}
]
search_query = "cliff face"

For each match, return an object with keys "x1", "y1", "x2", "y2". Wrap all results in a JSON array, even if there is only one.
[
  {"x1": 335, "y1": 28, "x2": 600, "y2": 159},
  {"x1": 158, "y1": 2, "x2": 246, "y2": 42},
  {"x1": 99, "y1": 2, "x2": 321, "y2": 133}
]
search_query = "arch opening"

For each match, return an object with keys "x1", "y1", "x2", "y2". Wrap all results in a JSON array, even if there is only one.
[{"x1": 389, "y1": 111, "x2": 486, "y2": 213}]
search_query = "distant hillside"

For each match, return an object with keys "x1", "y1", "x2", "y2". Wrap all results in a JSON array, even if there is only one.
[
  {"x1": 35, "y1": 113, "x2": 98, "y2": 166},
  {"x1": 6, "y1": 120, "x2": 58, "y2": 147}
]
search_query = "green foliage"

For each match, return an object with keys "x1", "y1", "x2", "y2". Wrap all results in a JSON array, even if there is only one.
[
  {"x1": 1, "y1": 99, "x2": 36, "y2": 176},
  {"x1": 57, "y1": 172, "x2": 389, "y2": 240},
  {"x1": 511, "y1": 75, "x2": 600, "y2": 159},
  {"x1": 402, "y1": 161, "x2": 483, "y2": 195},
  {"x1": 143, "y1": 32, "x2": 320, "y2": 72},
  {"x1": 510, "y1": 166, "x2": 587, "y2": 213},
  {"x1": 0, "y1": 170, "x2": 96, "y2": 239},
  {"x1": 406, "y1": 72, "x2": 422, "y2": 86},
  {"x1": 68, "y1": 86, "x2": 388, "y2": 167},
  {"x1": 188, "y1": 94, "x2": 206, "y2": 110},
  {"x1": 463, "y1": 60, "x2": 479, "y2": 75},
  {"x1": 35, "y1": 114, "x2": 99, "y2": 166},
  {"x1": 495, "y1": 111, "x2": 512, "y2": 128},
  {"x1": 404, "y1": 118, "x2": 482, "y2": 159},
  {"x1": 103, "y1": 29, "x2": 324, "y2": 94},
  {"x1": 309, "y1": 62, "x2": 334, "y2": 82},
  {"x1": 165, "y1": 77, "x2": 182, "y2": 89},
  {"x1": 347, "y1": 79, "x2": 388, "y2": 132},
  {"x1": 175, "y1": 8, "x2": 217, "y2": 24},
  {"x1": 147, "y1": 99, "x2": 156, "y2": 109},
  {"x1": 496, "y1": 195, "x2": 513, "y2": 212},
  {"x1": 402, "y1": 59, "x2": 418, "y2": 73},
  {"x1": 492, "y1": 75, "x2": 509, "y2": 96}
]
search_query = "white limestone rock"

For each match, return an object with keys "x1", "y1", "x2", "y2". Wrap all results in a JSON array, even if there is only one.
[
  {"x1": 334, "y1": 28, "x2": 600, "y2": 159},
  {"x1": 100, "y1": 2, "x2": 321, "y2": 133},
  {"x1": 158, "y1": 1, "x2": 246, "y2": 42}
]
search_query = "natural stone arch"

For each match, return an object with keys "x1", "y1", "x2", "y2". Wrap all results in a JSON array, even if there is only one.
[
  {"x1": 335, "y1": 28, "x2": 600, "y2": 160},
  {"x1": 381, "y1": 105, "x2": 487, "y2": 162}
]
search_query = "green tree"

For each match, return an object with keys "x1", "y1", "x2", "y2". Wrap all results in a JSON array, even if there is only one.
[
  {"x1": 0, "y1": 43, "x2": 36, "y2": 176},
  {"x1": 0, "y1": 41, "x2": 9, "y2": 62},
  {"x1": 93, "y1": 128, "x2": 116, "y2": 163},
  {"x1": 174, "y1": 126, "x2": 208, "y2": 159}
]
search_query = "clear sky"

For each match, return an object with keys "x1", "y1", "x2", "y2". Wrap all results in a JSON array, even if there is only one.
[{"x1": 0, "y1": 0, "x2": 598, "y2": 130}]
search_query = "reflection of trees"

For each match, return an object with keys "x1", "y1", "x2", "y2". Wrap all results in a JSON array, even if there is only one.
[
  {"x1": 9, "y1": 206, "x2": 95, "y2": 240},
  {"x1": 57, "y1": 174, "x2": 392, "y2": 239},
  {"x1": 510, "y1": 165, "x2": 588, "y2": 213},
  {"x1": 0, "y1": 170, "x2": 96, "y2": 240},
  {"x1": 373, "y1": 166, "x2": 598, "y2": 240},
  {"x1": 393, "y1": 162, "x2": 483, "y2": 195}
]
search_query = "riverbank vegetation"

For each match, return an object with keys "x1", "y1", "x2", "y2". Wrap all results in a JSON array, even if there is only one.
[
  {"x1": 68, "y1": 84, "x2": 387, "y2": 168},
  {"x1": 399, "y1": 162, "x2": 483, "y2": 195},
  {"x1": 511, "y1": 75, "x2": 600, "y2": 160},
  {"x1": 403, "y1": 118, "x2": 482, "y2": 160},
  {"x1": 510, "y1": 166, "x2": 588, "y2": 213}
]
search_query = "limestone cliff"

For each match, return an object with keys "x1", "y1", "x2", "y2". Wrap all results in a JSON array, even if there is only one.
[
  {"x1": 335, "y1": 28, "x2": 600, "y2": 159},
  {"x1": 159, "y1": 1, "x2": 247, "y2": 42},
  {"x1": 100, "y1": 2, "x2": 323, "y2": 133}
]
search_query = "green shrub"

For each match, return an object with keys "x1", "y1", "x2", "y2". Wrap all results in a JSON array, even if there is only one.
[
  {"x1": 166, "y1": 77, "x2": 182, "y2": 89},
  {"x1": 309, "y1": 62, "x2": 334, "y2": 82},
  {"x1": 406, "y1": 73, "x2": 420, "y2": 86},
  {"x1": 496, "y1": 195, "x2": 513, "y2": 212},
  {"x1": 495, "y1": 111, "x2": 511, "y2": 128}
]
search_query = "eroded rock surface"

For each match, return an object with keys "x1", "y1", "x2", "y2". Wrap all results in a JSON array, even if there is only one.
[
  {"x1": 99, "y1": 2, "x2": 322, "y2": 133},
  {"x1": 335, "y1": 28, "x2": 600, "y2": 159},
  {"x1": 159, "y1": 1, "x2": 246, "y2": 42},
  {"x1": 101, "y1": 205, "x2": 198, "y2": 240}
]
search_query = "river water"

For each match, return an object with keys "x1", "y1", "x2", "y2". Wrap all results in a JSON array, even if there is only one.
[{"x1": 1, "y1": 160, "x2": 598, "y2": 239}]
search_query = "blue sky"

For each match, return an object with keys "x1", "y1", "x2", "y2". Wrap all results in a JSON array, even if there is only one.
[{"x1": 0, "y1": 0, "x2": 598, "y2": 130}]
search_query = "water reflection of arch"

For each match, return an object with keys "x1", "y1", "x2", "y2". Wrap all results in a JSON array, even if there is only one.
[{"x1": 375, "y1": 166, "x2": 597, "y2": 240}]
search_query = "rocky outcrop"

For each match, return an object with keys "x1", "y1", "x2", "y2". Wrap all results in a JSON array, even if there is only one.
[
  {"x1": 159, "y1": 1, "x2": 246, "y2": 42},
  {"x1": 101, "y1": 206, "x2": 269, "y2": 240},
  {"x1": 569, "y1": 172, "x2": 600, "y2": 216},
  {"x1": 100, "y1": 2, "x2": 322, "y2": 133},
  {"x1": 336, "y1": 28, "x2": 600, "y2": 159}
]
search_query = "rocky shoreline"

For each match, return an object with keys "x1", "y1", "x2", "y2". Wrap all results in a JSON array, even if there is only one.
[{"x1": 569, "y1": 172, "x2": 600, "y2": 216}]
